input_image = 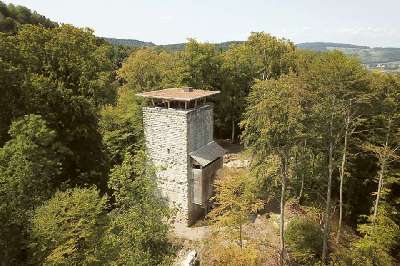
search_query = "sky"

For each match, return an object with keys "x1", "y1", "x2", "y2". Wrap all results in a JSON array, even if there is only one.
[{"x1": 3, "y1": 0, "x2": 400, "y2": 47}]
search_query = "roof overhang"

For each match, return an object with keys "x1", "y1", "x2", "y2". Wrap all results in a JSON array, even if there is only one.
[{"x1": 136, "y1": 87, "x2": 220, "y2": 102}]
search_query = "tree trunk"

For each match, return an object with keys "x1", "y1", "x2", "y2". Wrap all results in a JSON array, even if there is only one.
[
  {"x1": 298, "y1": 139, "x2": 307, "y2": 202},
  {"x1": 239, "y1": 223, "x2": 243, "y2": 248},
  {"x1": 231, "y1": 119, "x2": 235, "y2": 143},
  {"x1": 336, "y1": 112, "x2": 349, "y2": 243},
  {"x1": 373, "y1": 119, "x2": 391, "y2": 222},
  {"x1": 299, "y1": 174, "x2": 304, "y2": 201},
  {"x1": 322, "y1": 110, "x2": 334, "y2": 264},
  {"x1": 280, "y1": 155, "x2": 288, "y2": 266},
  {"x1": 373, "y1": 167, "x2": 384, "y2": 222}
]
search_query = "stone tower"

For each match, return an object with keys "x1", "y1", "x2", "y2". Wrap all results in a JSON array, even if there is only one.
[{"x1": 137, "y1": 87, "x2": 225, "y2": 225}]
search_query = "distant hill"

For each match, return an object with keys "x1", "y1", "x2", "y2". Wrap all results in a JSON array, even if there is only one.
[
  {"x1": 157, "y1": 41, "x2": 243, "y2": 52},
  {"x1": 297, "y1": 42, "x2": 400, "y2": 64},
  {"x1": 104, "y1": 38, "x2": 244, "y2": 52},
  {"x1": 0, "y1": 0, "x2": 57, "y2": 33},
  {"x1": 296, "y1": 42, "x2": 369, "y2": 51},
  {"x1": 103, "y1": 37, "x2": 155, "y2": 47},
  {"x1": 103, "y1": 38, "x2": 400, "y2": 65}
]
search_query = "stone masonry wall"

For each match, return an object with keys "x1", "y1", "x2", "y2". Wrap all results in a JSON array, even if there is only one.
[
  {"x1": 142, "y1": 105, "x2": 214, "y2": 225},
  {"x1": 142, "y1": 107, "x2": 190, "y2": 222}
]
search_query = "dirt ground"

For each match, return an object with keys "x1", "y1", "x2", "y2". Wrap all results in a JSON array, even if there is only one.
[
  {"x1": 171, "y1": 142, "x2": 283, "y2": 265},
  {"x1": 171, "y1": 211, "x2": 285, "y2": 265}
]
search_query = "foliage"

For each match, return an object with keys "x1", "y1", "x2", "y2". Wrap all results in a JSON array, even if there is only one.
[
  {"x1": 1, "y1": 3, "x2": 400, "y2": 263},
  {"x1": 107, "y1": 151, "x2": 160, "y2": 208},
  {"x1": 101, "y1": 151, "x2": 173, "y2": 265},
  {"x1": 0, "y1": 24, "x2": 116, "y2": 190},
  {"x1": 30, "y1": 187, "x2": 108, "y2": 265},
  {"x1": 0, "y1": 31, "x2": 26, "y2": 144},
  {"x1": 103, "y1": 37, "x2": 155, "y2": 48},
  {"x1": 241, "y1": 74, "x2": 306, "y2": 263},
  {"x1": 107, "y1": 44, "x2": 137, "y2": 70},
  {"x1": 100, "y1": 87, "x2": 144, "y2": 165},
  {"x1": 117, "y1": 48, "x2": 181, "y2": 92},
  {"x1": 201, "y1": 232, "x2": 263, "y2": 266},
  {"x1": 179, "y1": 38, "x2": 222, "y2": 89},
  {"x1": 208, "y1": 168, "x2": 263, "y2": 246},
  {"x1": 285, "y1": 217, "x2": 323, "y2": 264},
  {"x1": 241, "y1": 74, "x2": 305, "y2": 160},
  {"x1": 349, "y1": 205, "x2": 399, "y2": 265},
  {"x1": 101, "y1": 206, "x2": 173, "y2": 266},
  {"x1": 0, "y1": 115, "x2": 66, "y2": 263},
  {"x1": 216, "y1": 32, "x2": 295, "y2": 140},
  {"x1": 245, "y1": 32, "x2": 295, "y2": 80},
  {"x1": 298, "y1": 51, "x2": 369, "y2": 262},
  {"x1": 0, "y1": 1, "x2": 57, "y2": 33}
]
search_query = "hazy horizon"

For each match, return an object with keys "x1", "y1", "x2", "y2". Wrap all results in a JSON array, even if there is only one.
[{"x1": 3, "y1": 0, "x2": 400, "y2": 47}]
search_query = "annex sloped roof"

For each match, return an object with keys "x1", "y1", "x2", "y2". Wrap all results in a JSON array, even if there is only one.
[{"x1": 190, "y1": 141, "x2": 226, "y2": 167}]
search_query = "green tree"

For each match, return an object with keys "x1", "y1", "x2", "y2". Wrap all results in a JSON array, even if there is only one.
[
  {"x1": 219, "y1": 44, "x2": 255, "y2": 142},
  {"x1": 101, "y1": 151, "x2": 173, "y2": 265},
  {"x1": 202, "y1": 234, "x2": 263, "y2": 266},
  {"x1": 0, "y1": 32, "x2": 26, "y2": 144},
  {"x1": 335, "y1": 74, "x2": 369, "y2": 243},
  {"x1": 179, "y1": 39, "x2": 222, "y2": 90},
  {"x1": 218, "y1": 32, "x2": 295, "y2": 142},
  {"x1": 301, "y1": 51, "x2": 367, "y2": 262},
  {"x1": 285, "y1": 217, "x2": 323, "y2": 264},
  {"x1": 1, "y1": 24, "x2": 116, "y2": 189},
  {"x1": 241, "y1": 75, "x2": 305, "y2": 265},
  {"x1": 99, "y1": 87, "x2": 144, "y2": 165},
  {"x1": 208, "y1": 168, "x2": 263, "y2": 248},
  {"x1": 0, "y1": 1, "x2": 57, "y2": 33},
  {"x1": 30, "y1": 187, "x2": 108, "y2": 265},
  {"x1": 117, "y1": 48, "x2": 181, "y2": 92},
  {"x1": 0, "y1": 115, "x2": 65, "y2": 264},
  {"x1": 364, "y1": 73, "x2": 400, "y2": 222},
  {"x1": 245, "y1": 32, "x2": 295, "y2": 80},
  {"x1": 350, "y1": 205, "x2": 399, "y2": 265}
]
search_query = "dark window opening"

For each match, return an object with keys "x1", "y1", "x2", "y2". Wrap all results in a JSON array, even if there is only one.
[{"x1": 192, "y1": 164, "x2": 201, "y2": 169}]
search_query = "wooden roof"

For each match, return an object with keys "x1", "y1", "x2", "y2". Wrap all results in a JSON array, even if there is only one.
[
  {"x1": 190, "y1": 141, "x2": 226, "y2": 167},
  {"x1": 136, "y1": 87, "x2": 220, "y2": 102}
]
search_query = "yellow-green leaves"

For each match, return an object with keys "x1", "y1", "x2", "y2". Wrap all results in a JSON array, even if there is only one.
[
  {"x1": 209, "y1": 168, "x2": 263, "y2": 235},
  {"x1": 30, "y1": 187, "x2": 108, "y2": 265}
]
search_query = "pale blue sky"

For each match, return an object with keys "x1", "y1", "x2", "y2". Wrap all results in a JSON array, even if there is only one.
[{"x1": 4, "y1": 0, "x2": 400, "y2": 47}]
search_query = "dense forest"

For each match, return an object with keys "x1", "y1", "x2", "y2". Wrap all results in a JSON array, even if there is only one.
[
  {"x1": 106, "y1": 36, "x2": 400, "y2": 66},
  {"x1": 0, "y1": 1, "x2": 399, "y2": 265}
]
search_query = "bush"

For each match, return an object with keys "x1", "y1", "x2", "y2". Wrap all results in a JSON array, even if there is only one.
[
  {"x1": 347, "y1": 205, "x2": 399, "y2": 266},
  {"x1": 202, "y1": 232, "x2": 263, "y2": 266},
  {"x1": 349, "y1": 239, "x2": 394, "y2": 266},
  {"x1": 285, "y1": 217, "x2": 323, "y2": 264}
]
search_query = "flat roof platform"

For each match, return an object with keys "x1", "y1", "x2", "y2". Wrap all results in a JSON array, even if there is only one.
[{"x1": 136, "y1": 87, "x2": 220, "y2": 102}]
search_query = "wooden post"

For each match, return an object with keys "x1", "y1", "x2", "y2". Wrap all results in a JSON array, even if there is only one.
[
  {"x1": 151, "y1": 99, "x2": 155, "y2": 107},
  {"x1": 185, "y1": 101, "x2": 188, "y2": 109},
  {"x1": 194, "y1": 100, "x2": 197, "y2": 108},
  {"x1": 167, "y1": 101, "x2": 170, "y2": 109}
]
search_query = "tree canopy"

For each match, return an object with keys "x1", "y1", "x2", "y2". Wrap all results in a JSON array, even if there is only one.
[{"x1": 1, "y1": 3, "x2": 400, "y2": 264}]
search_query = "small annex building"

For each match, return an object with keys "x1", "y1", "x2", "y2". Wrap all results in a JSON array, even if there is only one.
[{"x1": 137, "y1": 87, "x2": 225, "y2": 225}]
